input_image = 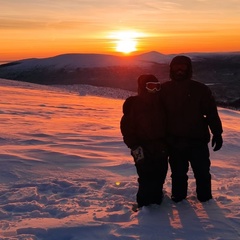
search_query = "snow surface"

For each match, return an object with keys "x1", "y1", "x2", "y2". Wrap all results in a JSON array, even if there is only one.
[{"x1": 0, "y1": 78, "x2": 239, "y2": 240}]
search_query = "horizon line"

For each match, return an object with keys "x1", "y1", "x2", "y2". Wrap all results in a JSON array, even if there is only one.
[{"x1": 2, "y1": 50, "x2": 240, "y2": 63}]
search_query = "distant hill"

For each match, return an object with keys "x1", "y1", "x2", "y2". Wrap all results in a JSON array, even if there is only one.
[
  {"x1": 0, "y1": 51, "x2": 239, "y2": 109},
  {"x1": 0, "y1": 52, "x2": 169, "y2": 70},
  {"x1": 0, "y1": 52, "x2": 171, "y2": 90}
]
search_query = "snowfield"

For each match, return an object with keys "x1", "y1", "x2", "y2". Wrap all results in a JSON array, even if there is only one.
[{"x1": 0, "y1": 78, "x2": 239, "y2": 240}]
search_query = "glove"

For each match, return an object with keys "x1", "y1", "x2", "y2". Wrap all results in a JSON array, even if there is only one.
[
  {"x1": 211, "y1": 134, "x2": 223, "y2": 151},
  {"x1": 131, "y1": 146, "x2": 144, "y2": 163}
]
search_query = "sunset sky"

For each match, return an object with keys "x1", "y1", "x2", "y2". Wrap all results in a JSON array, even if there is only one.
[{"x1": 1, "y1": 0, "x2": 240, "y2": 61}]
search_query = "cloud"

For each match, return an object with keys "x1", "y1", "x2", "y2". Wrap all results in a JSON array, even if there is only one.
[{"x1": 0, "y1": 19, "x2": 46, "y2": 29}]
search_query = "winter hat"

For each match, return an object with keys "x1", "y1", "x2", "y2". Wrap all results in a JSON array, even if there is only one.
[{"x1": 170, "y1": 55, "x2": 192, "y2": 80}]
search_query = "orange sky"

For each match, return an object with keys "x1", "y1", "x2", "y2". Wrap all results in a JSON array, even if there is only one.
[{"x1": 1, "y1": 1, "x2": 240, "y2": 61}]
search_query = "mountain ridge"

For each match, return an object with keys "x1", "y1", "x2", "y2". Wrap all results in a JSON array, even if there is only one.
[
  {"x1": 0, "y1": 51, "x2": 239, "y2": 109},
  {"x1": 1, "y1": 51, "x2": 239, "y2": 69}
]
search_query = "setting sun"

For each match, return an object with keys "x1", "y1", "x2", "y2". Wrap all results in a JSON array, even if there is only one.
[
  {"x1": 116, "y1": 38, "x2": 136, "y2": 54},
  {"x1": 116, "y1": 31, "x2": 137, "y2": 54},
  {"x1": 110, "y1": 31, "x2": 143, "y2": 54}
]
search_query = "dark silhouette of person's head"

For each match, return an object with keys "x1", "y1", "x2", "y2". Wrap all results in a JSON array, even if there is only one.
[
  {"x1": 170, "y1": 55, "x2": 192, "y2": 81},
  {"x1": 137, "y1": 74, "x2": 159, "y2": 96}
]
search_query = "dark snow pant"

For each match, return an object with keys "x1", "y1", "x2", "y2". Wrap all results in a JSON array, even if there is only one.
[
  {"x1": 169, "y1": 143, "x2": 212, "y2": 202},
  {"x1": 135, "y1": 152, "x2": 168, "y2": 207}
]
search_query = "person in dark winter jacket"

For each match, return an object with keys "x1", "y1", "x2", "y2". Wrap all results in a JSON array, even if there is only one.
[
  {"x1": 120, "y1": 74, "x2": 168, "y2": 207},
  {"x1": 160, "y1": 55, "x2": 223, "y2": 203}
]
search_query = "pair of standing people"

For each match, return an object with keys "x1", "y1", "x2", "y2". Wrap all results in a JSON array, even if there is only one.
[{"x1": 120, "y1": 55, "x2": 223, "y2": 208}]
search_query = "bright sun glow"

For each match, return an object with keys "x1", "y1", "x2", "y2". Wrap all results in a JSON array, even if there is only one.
[
  {"x1": 110, "y1": 31, "x2": 143, "y2": 54},
  {"x1": 117, "y1": 38, "x2": 136, "y2": 54}
]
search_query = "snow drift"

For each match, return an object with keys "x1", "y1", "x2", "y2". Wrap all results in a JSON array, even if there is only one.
[{"x1": 0, "y1": 78, "x2": 239, "y2": 240}]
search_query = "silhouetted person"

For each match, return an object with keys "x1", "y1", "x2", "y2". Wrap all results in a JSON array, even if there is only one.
[
  {"x1": 120, "y1": 74, "x2": 168, "y2": 207},
  {"x1": 160, "y1": 55, "x2": 223, "y2": 202}
]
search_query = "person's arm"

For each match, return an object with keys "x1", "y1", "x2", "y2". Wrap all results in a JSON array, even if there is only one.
[
  {"x1": 202, "y1": 87, "x2": 223, "y2": 151},
  {"x1": 120, "y1": 97, "x2": 139, "y2": 149}
]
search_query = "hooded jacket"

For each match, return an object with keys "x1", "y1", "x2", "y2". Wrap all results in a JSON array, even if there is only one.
[
  {"x1": 160, "y1": 56, "x2": 223, "y2": 144},
  {"x1": 120, "y1": 75, "x2": 166, "y2": 151}
]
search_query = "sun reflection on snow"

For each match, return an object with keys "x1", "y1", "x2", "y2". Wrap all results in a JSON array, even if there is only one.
[
  {"x1": 115, "y1": 181, "x2": 121, "y2": 186},
  {"x1": 169, "y1": 207, "x2": 183, "y2": 229}
]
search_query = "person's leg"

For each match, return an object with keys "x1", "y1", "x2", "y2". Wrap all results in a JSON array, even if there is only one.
[
  {"x1": 150, "y1": 154, "x2": 168, "y2": 205},
  {"x1": 135, "y1": 159, "x2": 153, "y2": 207},
  {"x1": 135, "y1": 154, "x2": 168, "y2": 206},
  {"x1": 169, "y1": 147, "x2": 189, "y2": 202},
  {"x1": 136, "y1": 178, "x2": 152, "y2": 207},
  {"x1": 189, "y1": 144, "x2": 212, "y2": 202}
]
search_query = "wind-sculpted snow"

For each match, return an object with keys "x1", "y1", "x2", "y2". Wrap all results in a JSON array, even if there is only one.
[
  {"x1": 0, "y1": 78, "x2": 239, "y2": 240},
  {"x1": 56, "y1": 83, "x2": 136, "y2": 99}
]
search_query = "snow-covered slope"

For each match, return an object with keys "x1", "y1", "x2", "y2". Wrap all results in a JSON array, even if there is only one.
[
  {"x1": 0, "y1": 52, "x2": 169, "y2": 70},
  {"x1": 0, "y1": 78, "x2": 239, "y2": 240}
]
